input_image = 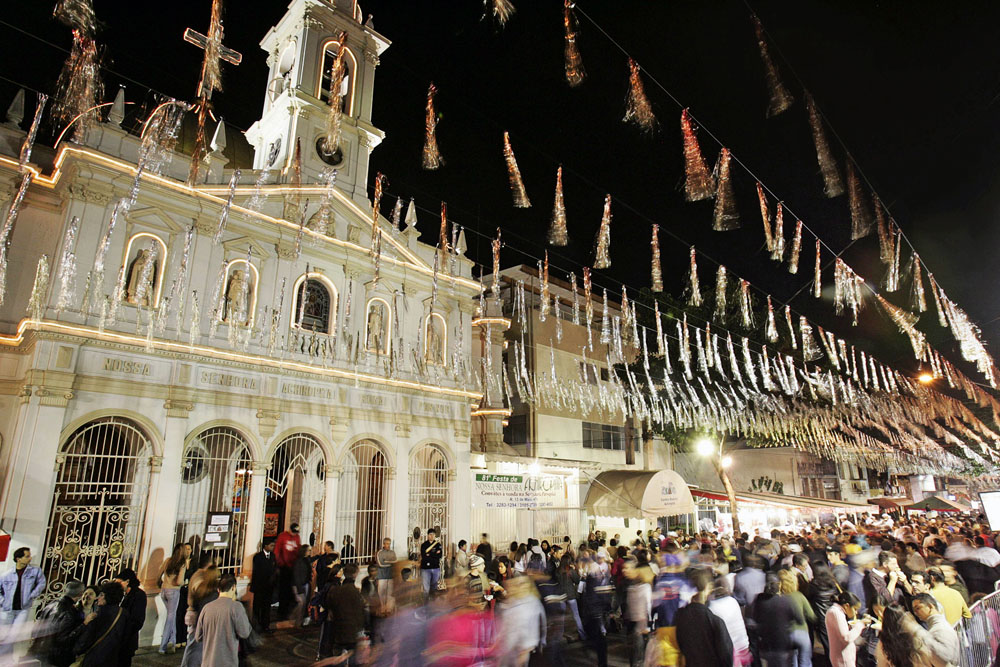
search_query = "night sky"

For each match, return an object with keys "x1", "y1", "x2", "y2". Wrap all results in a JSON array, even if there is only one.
[{"x1": 4, "y1": 1, "x2": 1000, "y2": 380}]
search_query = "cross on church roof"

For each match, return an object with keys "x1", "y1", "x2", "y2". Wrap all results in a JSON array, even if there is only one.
[
  {"x1": 183, "y1": 28, "x2": 243, "y2": 67},
  {"x1": 184, "y1": 0, "x2": 242, "y2": 101}
]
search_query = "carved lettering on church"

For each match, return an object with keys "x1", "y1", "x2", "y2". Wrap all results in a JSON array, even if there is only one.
[
  {"x1": 281, "y1": 383, "x2": 333, "y2": 399},
  {"x1": 412, "y1": 399, "x2": 452, "y2": 419},
  {"x1": 200, "y1": 371, "x2": 258, "y2": 391},
  {"x1": 102, "y1": 357, "x2": 151, "y2": 376}
]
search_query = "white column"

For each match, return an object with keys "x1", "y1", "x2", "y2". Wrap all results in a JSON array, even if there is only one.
[
  {"x1": 138, "y1": 404, "x2": 189, "y2": 588},
  {"x1": 0, "y1": 389, "x2": 68, "y2": 558},
  {"x1": 321, "y1": 465, "x2": 340, "y2": 548},
  {"x1": 241, "y1": 461, "x2": 269, "y2": 576}
]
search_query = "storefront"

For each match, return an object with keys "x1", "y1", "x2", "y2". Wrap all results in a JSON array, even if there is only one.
[{"x1": 583, "y1": 469, "x2": 695, "y2": 538}]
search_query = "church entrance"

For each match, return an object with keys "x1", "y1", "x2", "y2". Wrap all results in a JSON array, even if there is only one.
[
  {"x1": 264, "y1": 433, "x2": 326, "y2": 546},
  {"x1": 41, "y1": 417, "x2": 152, "y2": 605},
  {"x1": 335, "y1": 440, "x2": 391, "y2": 564}
]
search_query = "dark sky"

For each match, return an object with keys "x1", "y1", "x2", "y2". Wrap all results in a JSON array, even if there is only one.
[{"x1": 4, "y1": 0, "x2": 1000, "y2": 377}]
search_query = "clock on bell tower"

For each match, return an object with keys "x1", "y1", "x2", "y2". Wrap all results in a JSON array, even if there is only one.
[{"x1": 246, "y1": 0, "x2": 389, "y2": 205}]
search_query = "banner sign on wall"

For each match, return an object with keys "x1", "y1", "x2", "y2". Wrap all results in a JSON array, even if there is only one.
[{"x1": 472, "y1": 473, "x2": 567, "y2": 510}]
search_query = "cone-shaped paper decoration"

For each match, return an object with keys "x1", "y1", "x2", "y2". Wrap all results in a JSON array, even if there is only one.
[
  {"x1": 654, "y1": 300, "x2": 664, "y2": 356},
  {"x1": 390, "y1": 197, "x2": 403, "y2": 233},
  {"x1": 757, "y1": 182, "x2": 773, "y2": 251},
  {"x1": 765, "y1": 295, "x2": 778, "y2": 342},
  {"x1": 799, "y1": 316, "x2": 822, "y2": 362},
  {"x1": 805, "y1": 93, "x2": 844, "y2": 198},
  {"x1": 52, "y1": 29, "x2": 103, "y2": 141},
  {"x1": 600, "y1": 289, "x2": 610, "y2": 344},
  {"x1": 681, "y1": 109, "x2": 715, "y2": 201},
  {"x1": 928, "y1": 273, "x2": 948, "y2": 328},
  {"x1": 490, "y1": 0, "x2": 516, "y2": 25},
  {"x1": 27, "y1": 254, "x2": 50, "y2": 322},
  {"x1": 875, "y1": 199, "x2": 894, "y2": 264},
  {"x1": 784, "y1": 305, "x2": 797, "y2": 349},
  {"x1": 548, "y1": 166, "x2": 568, "y2": 246},
  {"x1": 439, "y1": 202, "x2": 449, "y2": 261},
  {"x1": 54, "y1": 0, "x2": 96, "y2": 36},
  {"x1": 847, "y1": 162, "x2": 873, "y2": 240},
  {"x1": 813, "y1": 239, "x2": 822, "y2": 298},
  {"x1": 422, "y1": 83, "x2": 443, "y2": 169},
  {"x1": 713, "y1": 265, "x2": 727, "y2": 322},
  {"x1": 322, "y1": 32, "x2": 348, "y2": 155},
  {"x1": 788, "y1": 220, "x2": 803, "y2": 274},
  {"x1": 539, "y1": 253, "x2": 551, "y2": 322},
  {"x1": 712, "y1": 148, "x2": 740, "y2": 231},
  {"x1": 739, "y1": 279, "x2": 754, "y2": 329},
  {"x1": 752, "y1": 16, "x2": 794, "y2": 117},
  {"x1": 770, "y1": 202, "x2": 785, "y2": 260},
  {"x1": 910, "y1": 252, "x2": 927, "y2": 313},
  {"x1": 563, "y1": 0, "x2": 586, "y2": 87},
  {"x1": 686, "y1": 246, "x2": 703, "y2": 307},
  {"x1": 503, "y1": 132, "x2": 531, "y2": 208},
  {"x1": 593, "y1": 194, "x2": 612, "y2": 269},
  {"x1": 886, "y1": 228, "x2": 901, "y2": 292},
  {"x1": 650, "y1": 224, "x2": 663, "y2": 292},
  {"x1": 623, "y1": 58, "x2": 657, "y2": 133}
]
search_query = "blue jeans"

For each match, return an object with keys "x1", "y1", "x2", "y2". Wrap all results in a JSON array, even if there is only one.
[
  {"x1": 421, "y1": 567, "x2": 440, "y2": 595},
  {"x1": 790, "y1": 629, "x2": 812, "y2": 667},
  {"x1": 159, "y1": 588, "x2": 180, "y2": 651}
]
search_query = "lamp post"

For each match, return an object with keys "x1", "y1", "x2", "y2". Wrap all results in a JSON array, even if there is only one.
[{"x1": 696, "y1": 435, "x2": 741, "y2": 536}]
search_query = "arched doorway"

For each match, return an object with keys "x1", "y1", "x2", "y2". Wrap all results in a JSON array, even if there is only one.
[
  {"x1": 41, "y1": 417, "x2": 153, "y2": 604},
  {"x1": 264, "y1": 433, "x2": 326, "y2": 545},
  {"x1": 174, "y1": 426, "x2": 253, "y2": 575},
  {"x1": 335, "y1": 440, "x2": 391, "y2": 564},
  {"x1": 408, "y1": 444, "x2": 450, "y2": 556}
]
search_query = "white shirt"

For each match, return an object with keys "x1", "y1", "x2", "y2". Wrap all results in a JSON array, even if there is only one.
[
  {"x1": 709, "y1": 596, "x2": 749, "y2": 653},
  {"x1": 975, "y1": 546, "x2": 1000, "y2": 567}
]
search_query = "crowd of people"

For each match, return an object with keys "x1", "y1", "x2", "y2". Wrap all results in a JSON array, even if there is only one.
[{"x1": 5, "y1": 513, "x2": 1000, "y2": 666}]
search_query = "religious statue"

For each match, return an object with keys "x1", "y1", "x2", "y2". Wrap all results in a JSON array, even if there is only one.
[
  {"x1": 366, "y1": 302, "x2": 386, "y2": 353},
  {"x1": 125, "y1": 249, "x2": 155, "y2": 307},
  {"x1": 224, "y1": 269, "x2": 248, "y2": 324},
  {"x1": 426, "y1": 316, "x2": 445, "y2": 365}
]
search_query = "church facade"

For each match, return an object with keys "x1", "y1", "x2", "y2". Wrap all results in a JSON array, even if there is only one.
[{"x1": 0, "y1": 0, "x2": 489, "y2": 634}]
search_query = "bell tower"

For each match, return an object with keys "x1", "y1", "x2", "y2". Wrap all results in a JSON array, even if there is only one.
[{"x1": 246, "y1": 0, "x2": 389, "y2": 204}]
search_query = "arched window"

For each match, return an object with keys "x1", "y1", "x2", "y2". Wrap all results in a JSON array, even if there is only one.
[
  {"x1": 174, "y1": 426, "x2": 253, "y2": 575},
  {"x1": 292, "y1": 275, "x2": 336, "y2": 334},
  {"x1": 408, "y1": 444, "x2": 450, "y2": 555},
  {"x1": 335, "y1": 440, "x2": 392, "y2": 563},
  {"x1": 41, "y1": 417, "x2": 153, "y2": 604},
  {"x1": 318, "y1": 40, "x2": 357, "y2": 116},
  {"x1": 265, "y1": 433, "x2": 327, "y2": 541}
]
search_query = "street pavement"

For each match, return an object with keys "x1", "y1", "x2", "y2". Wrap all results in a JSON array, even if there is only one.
[{"x1": 133, "y1": 623, "x2": 632, "y2": 666}]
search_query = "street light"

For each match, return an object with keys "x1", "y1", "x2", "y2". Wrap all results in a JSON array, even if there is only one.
[
  {"x1": 693, "y1": 434, "x2": 741, "y2": 536},
  {"x1": 918, "y1": 372, "x2": 934, "y2": 384},
  {"x1": 695, "y1": 437, "x2": 716, "y2": 457},
  {"x1": 721, "y1": 455, "x2": 733, "y2": 469}
]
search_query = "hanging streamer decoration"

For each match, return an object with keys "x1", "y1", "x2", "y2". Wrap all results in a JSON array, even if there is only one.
[
  {"x1": 422, "y1": 82, "x2": 443, "y2": 169},
  {"x1": 799, "y1": 316, "x2": 822, "y2": 362},
  {"x1": 886, "y1": 228, "x2": 901, "y2": 292},
  {"x1": 757, "y1": 183, "x2": 773, "y2": 252},
  {"x1": 52, "y1": 10, "x2": 103, "y2": 143},
  {"x1": 322, "y1": 31, "x2": 348, "y2": 156},
  {"x1": 55, "y1": 216, "x2": 80, "y2": 312},
  {"x1": 686, "y1": 246, "x2": 703, "y2": 307},
  {"x1": 593, "y1": 194, "x2": 612, "y2": 269},
  {"x1": 752, "y1": 15, "x2": 794, "y2": 117},
  {"x1": 650, "y1": 224, "x2": 663, "y2": 292},
  {"x1": 788, "y1": 219, "x2": 803, "y2": 274},
  {"x1": 487, "y1": 0, "x2": 516, "y2": 26},
  {"x1": 713, "y1": 265, "x2": 727, "y2": 322},
  {"x1": 770, "y1": 202, "x2": 785, "y2": 260},
  {"x1": 439, "y1": 201, "x2": 450, "y2": 264},
  {"x1": 570, "y1": 272, "x2": 580, "y2": 325},
  {"x1": 875, "y1": 199, "x2": 894, "y2": 264},
  {"x1": 623, "y1": 58, "x2": 657, "y2": 132},
  {"x1": 876, "y1": 295, "x2": 926, "y2": 361},
  {"x1": 548, "y1": 166, "x2": 569, "y2": 245},
  {"x1": 503, "y1": 131, "x2": 531, "y2": 208},
  {"x1": 27, "y1": 255, "x2": 50, "y2": 322},
  {"x1": 681, "y1": 109, "x2": 715, "y2": 201},
  {"x1": 805, "y1": 93, "x2": 844, "y2": 198},
  {"x1": 490, "y1": 229, "x2": 501, "y2": 305},
  {"x1": 738, "y1": 279, "x2": 754, "y2": 329},
  {"x1": 928, "y1": 273, "x2": 948, "y2": 328},
  {"x1": 847, "y1": 161, "x2": 873, "y2": 240},
  {"x1": 583, "y1": 267, "x2": 594, "y2": 349},
  {"x1": 813, "y1": 239, "x2": 822, "y2": 298},
  {"x1": 540, "y1": 252, "x2": 551, "y2": 322},
  {"x1": 765, "y1": 296, "x2": 778, "y2": 342},
  {"x1": 712, "y1": 148, "x2": 740, "y2": 231},
  {"x1": 784, "y1": 305, "x2": 797, "y2": 349},
  {"x1": 562, "y1": 1, "x2": 586, "y2": 87},
  {"x1": 909, "y1": 252, "x2": 927, "y2": 313}
]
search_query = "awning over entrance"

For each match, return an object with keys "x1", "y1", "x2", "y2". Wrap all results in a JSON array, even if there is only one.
[
  {"x1": 585, "y1": 470, "x2": 695, "y2": 518},
  {"x1": 690, "y1": 488, "x2": 875, "y2": 513},
  {"x1": 904, "y1": 496, "x2": 971, "y2": 513}
]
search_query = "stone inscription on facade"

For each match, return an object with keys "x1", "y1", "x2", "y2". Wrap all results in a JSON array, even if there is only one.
[
  {"x1": 103, "y1": 357, "x2": 151, "y2": 376},
  {"x1": 199, "y1": 371, "x2": 259, "y2": 391},
  {"x1": 280, "y1": 382, "x2": 334, "y2": 400},
  {"x1": 79, "y1": 351, "x2": 170, "y2": 382},
  {"x1": 411, "y1": 398, "x2": 453, "y2": 420},
  {"x1": 346, "y1": 390, "x2": 398, "y2": 412}
]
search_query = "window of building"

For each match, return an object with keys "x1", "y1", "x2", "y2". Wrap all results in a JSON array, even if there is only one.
[
  {"x1": 582, "y1": 422, "x2": 624, "y2": 451},
  {"x1": 294, "y1": 278, "x2": 333, "y2": 333},
  {"x1": 504, "y1": 414, "x2": 529, "y2": 448},
  {"x1": 579, "y1": 362, "x2": 598, "y2": 385},
  {"x1": 318, "y1": 42, "x2": 355, "y2": 114}
]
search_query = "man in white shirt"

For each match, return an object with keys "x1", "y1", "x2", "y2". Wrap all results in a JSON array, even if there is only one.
[
  {"x1": 911, "y1": 593, "x2": 960, "y2": 666},
  {"x1": 973, "y1": 536, "x2": 1000, "y2": 567}
]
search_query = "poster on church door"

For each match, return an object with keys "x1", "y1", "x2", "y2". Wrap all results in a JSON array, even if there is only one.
[{"x1": 472, "y1": 473, "x2": 567, "y2": 510}]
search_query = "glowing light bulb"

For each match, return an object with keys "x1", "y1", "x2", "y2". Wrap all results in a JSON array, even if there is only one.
[
  {"x1": 695, "y1": 438, "x2": 716, "y2": 457},
  {"x1": 918, "y1": 373, "x2": 934, "y2": 384},
  {"x1": 721, "y1": 455, "x2": 733, "y2": 469}
]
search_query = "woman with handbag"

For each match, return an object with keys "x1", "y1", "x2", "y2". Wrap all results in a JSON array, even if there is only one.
[{"x1": 71, "y1": 582, "x2": 128, "y2": 667}]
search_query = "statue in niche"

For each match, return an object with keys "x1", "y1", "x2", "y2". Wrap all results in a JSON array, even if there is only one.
[
  {"x1": 426, "y1": 316, "x2": 445, "y2": 365},
  {"x1": 125, "y1": 248, "x2": 156, "y2": 307},
  {"x1": 366, "y1": 302, "x2": 387, "y2": 353},
  {"x1": 223, "y1": 269, "x2": 250, "y2": 324}
]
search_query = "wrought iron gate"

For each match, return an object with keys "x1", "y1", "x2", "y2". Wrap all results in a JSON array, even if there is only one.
[
  {"x1": 175, "y1": 426, "x2": 252, "y2": 575},
  {"x1": 266, "y1": 433, "x2": 326, "y2": 541},
  {"x1": 335, "y1": 441, "x2": 391, "y2": 564},
  {"x1": 408, "y1": 444, "x2": 449, "y2": 554},
  {"x1": 41, "y1": 417, "x2": 152, "y2": 604}
]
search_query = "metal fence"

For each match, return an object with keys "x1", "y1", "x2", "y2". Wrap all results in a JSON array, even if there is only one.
[{"x1": 956, "y1": 585, "x2": 1000, "y2": 667}]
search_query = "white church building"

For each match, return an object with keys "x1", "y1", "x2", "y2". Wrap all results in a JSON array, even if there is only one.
[{"x1": 0, "y1": 0, "x2": 493, "y2": 635}]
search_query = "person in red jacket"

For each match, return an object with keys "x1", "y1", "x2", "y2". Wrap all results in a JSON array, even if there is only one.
[{"x1": 275, "y1": 523, "x2": 301, "y2": 619}]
